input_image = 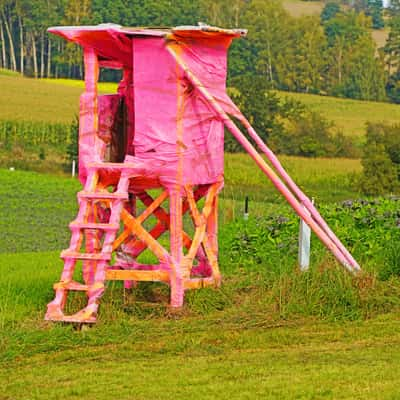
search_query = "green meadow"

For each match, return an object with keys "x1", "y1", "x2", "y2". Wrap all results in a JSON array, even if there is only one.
[
  {"x1": 1, "y1": 167, "x2": 400, "y2": 399},
  {"x1": 1, "y1": 71, "x2": 400, "y2": 399}
]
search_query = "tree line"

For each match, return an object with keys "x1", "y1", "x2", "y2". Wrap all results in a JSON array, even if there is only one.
[{"x1": 1, "y1": 0, "x2": 400, "y2": 103}]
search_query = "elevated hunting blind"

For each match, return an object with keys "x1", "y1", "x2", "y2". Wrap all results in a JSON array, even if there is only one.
[{"x1": 46, "y1": 24, "x2": 360, "y2": 324}]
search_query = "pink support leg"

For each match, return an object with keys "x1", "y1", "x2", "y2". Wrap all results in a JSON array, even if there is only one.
[{"x1": 169, "y1": 188, "x2": 184, "y2": 307}]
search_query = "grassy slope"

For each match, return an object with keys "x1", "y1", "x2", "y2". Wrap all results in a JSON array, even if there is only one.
[
  {"x1": 278, "y1": 1, "x2": 395, "y2": 137},
  {"x1": 282, "y1": 1, "x2": 388, "y2": 52},
  {"x1": 371, "y1": 28, "x2": 389, "y2": 49},
  {"x1": 277, "y1": 91, "x2": 400, "y2": 137},
  {"x1": 0, "y1": 75, "x2": 81, "y2": 123},
  {"x1": 2, "y1": 74, "x2": 399, "y2": 137},
  {"x1": 0, "y1": 73, "x2": 116, "y2": 124},
  {"x1": 282, "y1": 0, "x2": 324, "y2": 17}
]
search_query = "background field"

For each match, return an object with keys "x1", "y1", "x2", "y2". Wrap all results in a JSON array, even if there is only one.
[{"x1": 2, "y1": 73, "x2": 400, "y2": 139}]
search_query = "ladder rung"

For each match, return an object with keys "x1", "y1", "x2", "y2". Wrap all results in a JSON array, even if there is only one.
[
  {"x1": 106, "y1": 269, "x2": 170, "y2": 282},
  {"x1": 46, "y1": 311, "x2": 97, "y2": 324},
  {"x1": 53, "y1": 280, "x2": 105, "y2": 292},
  {"x1": 45, "y1": 314, "x2": 96, "y2": 324},
  {"x1": 61, "y1": 250, "x2": 111, "y2": 261},
  {"x1": 78, "y1": 191, "x2": 128, "y2": 200},
  {"x1": 54, "y1": 280, "x2": 88, "y2": 291},
  {"x1": 69, "y1": 222, "x2": 120, "y2": 231}
]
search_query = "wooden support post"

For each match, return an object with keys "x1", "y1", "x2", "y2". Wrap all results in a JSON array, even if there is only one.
[
  {"x1": 79, "y1": 47, "x2": 104, "y2": 183},
  {"x1": 169, "y1": 189, "x2": 184, "y2": 307}
]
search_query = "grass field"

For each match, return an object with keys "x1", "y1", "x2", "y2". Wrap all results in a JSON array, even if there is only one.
[
  {"x1": 282, "y1": 1, "x2": 388, "y2": 50},
  {"x1": 1, "y1": 261, "x2": 400, "y2": 400},
  {"x1": 1, "y1": 168, "x2": 400, "y2": 398},
  {"x1": 1, "y1": 154, "x2": 400, "y2": 397},
  {"x1": 371, "y1": 28, "x2": 389, "y2": 49}
]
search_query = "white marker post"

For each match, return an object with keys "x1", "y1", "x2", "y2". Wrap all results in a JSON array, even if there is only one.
[
  {"x1": 244, "y1": 196, "x2": 249, "y2": 221},
  {"x1": 72, "y1": 159, "x2": 76, "y2": 177},
  {"x1": 298, "y1": 199, "x2": 313, "y2": 271}
]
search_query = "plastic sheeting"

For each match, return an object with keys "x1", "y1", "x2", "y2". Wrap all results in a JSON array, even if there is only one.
[{"x1": 48, "y1": 24, "x2": 243, "y2": 188}]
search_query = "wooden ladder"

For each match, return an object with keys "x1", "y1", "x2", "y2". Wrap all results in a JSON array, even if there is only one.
[{"x1": 45, "y1": 165, "x2": 129, "y2": 323}]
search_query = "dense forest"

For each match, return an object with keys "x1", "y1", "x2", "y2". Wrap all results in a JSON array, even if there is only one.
[{"x1": 2, "y1": 0, "x2": 400, "y2": 103}]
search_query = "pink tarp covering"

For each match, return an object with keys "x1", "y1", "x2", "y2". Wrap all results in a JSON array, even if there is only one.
[
  {"x1": 132, "y1": 35, "x2": 226, "y2": 187},
  {"x1": 48, "y1": 24, "x2": 244, "y2": 188}
]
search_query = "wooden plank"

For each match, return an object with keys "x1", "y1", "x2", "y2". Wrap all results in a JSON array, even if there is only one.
[
  {"x1": 106, "y1": 269, "x2": 170, "y2": 282},
  {"x1": 184, "y1": 277, "x2": 216, "y2": 290}
]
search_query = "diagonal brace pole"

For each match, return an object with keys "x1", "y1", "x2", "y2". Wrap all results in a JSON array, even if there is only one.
[{"x1": 166, "y1": 41, "x2": 360, "y2": 273}]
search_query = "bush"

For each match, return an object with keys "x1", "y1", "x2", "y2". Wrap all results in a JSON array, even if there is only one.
[
  {"x1": 227, "y1": 75, "x2": 299, "y2": 153},
  {"x1": 269, "y1": 110, "x2": 358, "y2": 158},
  {"x1": 359, "y1": 123, "x2": 400, "y2": 195},
  {"x1": 321, "y1": 2, "x2": 341, "y2": 23}
]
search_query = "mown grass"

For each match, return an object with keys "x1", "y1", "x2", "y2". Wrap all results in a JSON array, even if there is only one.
[
  {"x1": 1, "y1": 249, "x2": 400, "y2": 399},
  {"x1": 1, "y1": 287, "x2": 400, "y2": 400},
  {"x1": 0, "y1": 76, "x2": 116, "y2": 124},
  {"x1": 371, "y1": 28, "x2": 389, "y2": 49},
  {"x1": 224, "y1": 154, "x2": 361, "y2": 203},
  {"x1": 40, "y1": 77, "x2": 117, "y2": 94},
  {"x1": 0, "y1": 75, "x2": 82, "y2": 123}
]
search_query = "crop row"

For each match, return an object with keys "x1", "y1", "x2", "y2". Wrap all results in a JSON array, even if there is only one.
[{"x1": 0, "y1": 120, "x2": 73, "y2": 149}]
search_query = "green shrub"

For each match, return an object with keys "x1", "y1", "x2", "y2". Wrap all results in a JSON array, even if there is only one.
[
  {"x1": 359, "y1": 123, "x2": 400, "y2": 195},
  {"x1": 378, "y1": 241, "x2": 400, "y2": 281},
  {"x1": 269, "y1": 110, "x2": 358, "y2": 158}
]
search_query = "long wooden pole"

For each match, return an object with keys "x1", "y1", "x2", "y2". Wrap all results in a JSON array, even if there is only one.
[{"x1": 166, "y1": 41, "x2": 360, "y2": 273}]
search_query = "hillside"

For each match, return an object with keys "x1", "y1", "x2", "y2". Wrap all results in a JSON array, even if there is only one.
[
  {"x1": 282, "y1": 0, "x2": 388, "y2": 50},
  {"x1": 277, "y1": 91, "x2": 400, "y2": 137},
  {"x1": 282, "y1": 0, "x2": 324, "y2": 17},
  {"x1": 1, "y1": 74, "x2": 400, "y2": 137}
]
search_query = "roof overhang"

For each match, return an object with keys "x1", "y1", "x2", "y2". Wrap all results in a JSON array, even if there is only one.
[{"x1": 48, "y1": 23, "x2": 247, "y2": 69}]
